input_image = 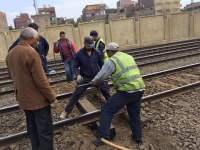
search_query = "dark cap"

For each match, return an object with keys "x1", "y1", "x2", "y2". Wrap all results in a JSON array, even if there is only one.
[
  {"x1": 84, "y1": 36, "x2": 94, "y2": 48},
  {"x1": 90, "y1": 30, "x2": 98, "y2": 36}
]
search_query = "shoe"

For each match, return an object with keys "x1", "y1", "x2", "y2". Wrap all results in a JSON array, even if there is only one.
[
  {"x1": 91, "y1": 138, "x2": 104, "y2": 146},
  {"x1": 136, "y1": 139, "x2": 143, "y2": 145},
  {"x1": 60, "y1": 111, "x2": 68, "y2": 119}
]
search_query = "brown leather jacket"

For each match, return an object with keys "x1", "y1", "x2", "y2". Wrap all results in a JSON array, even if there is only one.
[{"x1": 6, "y1": 41, "x2": 56, "y2": 110}]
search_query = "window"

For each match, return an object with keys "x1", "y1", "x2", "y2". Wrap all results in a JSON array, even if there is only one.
[
  {"x1": 156, "y1": 3, "x2": 162, "y2": 6},
  {"x1": 36, "y1": 18, "x2": 40, "y2": 22},
  {"x1": 49, "y1": 16, "x2": 55, "y2": 21},
  {"x1": 44, "y1": 18, "x2": 48, "y2": 21},
  {"x1": 198, "y1": 6, "x2": 200, "y2": 9},
  {"x1": 157, "y1": 10, "x2": 162, "y2": 13},
  {"x1": 96, "y1": 13, "x2": 99, "y2": 15},
  {"x1": 86, "y1": 13, "x2": 92, "y2": 18},
  {"x1": 174, "y1": 8, "x2": 178, "y2": 12},
  {"x1": 166, "y1": 9, "x2": 170, "y2": 12},
  {"x1": 166, "y1": 2, "x2": 170, "y2": 5},
  {"x1": 174, "y1": 1, "x2": 179, "y2": 4}
]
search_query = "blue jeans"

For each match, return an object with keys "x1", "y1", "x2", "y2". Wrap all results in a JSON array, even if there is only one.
[
  {"x1": 65, "y1": 80, "x2": 111, "y2": 114},
  {"x1": 99, "y1": 90, "x2": 144, "y2": 141},
  {"x1": 64, "y1": 58, "x2": 74, "y2": 82}
]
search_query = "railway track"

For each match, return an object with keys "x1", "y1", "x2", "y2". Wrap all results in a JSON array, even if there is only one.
[
  {"x1": 1, "y1": 80, "x2": 200, "y2": 149},
  {"x1": 0, "y1": 38, "x2": 199, "y2": 78},
  {"x1": 1, "y1": 62, "x2": 200, "y2": 148},
  {"x1": 1, "y1": 42, "x2": 200, "y2": 86},
  {"x1": 1, "y1": 39, "x2": 200, "y2": 149}
]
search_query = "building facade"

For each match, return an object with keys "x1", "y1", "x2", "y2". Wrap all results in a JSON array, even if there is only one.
[
  {"x1": 14, "y1": 13, "x2": 31, "y2": 29},
  {"x1": 106, "y1": 8, "x2": 126, "y2": 23},
  {"x1": 126, "y1": 4, "x2": 154, "y2": 18},
  {"x1": 138, "y1": 0, "x2": 181, "y2": 15},
  {"x1": 117, "y1": 0, "x2": 132, "y2": 8},
  {"x1": 0, "y1": 12, "x2": 9, "y2": 34},
  {"x1": 82, "y1": 4, "x2": 107, "y2": 22},
  {"x1": 183, "y1": 2, "x2": 200, "y2": 12},
  {"x1": 31, "y1": 6, "x2": 57, "y2": 29}
]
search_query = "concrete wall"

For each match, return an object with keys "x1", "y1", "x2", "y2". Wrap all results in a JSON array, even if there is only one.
[
  {"x1": 1, "y1": 12, "x2": 200, "y2": 64},
  {"x1": 10, "y1": 30, "x2": 21, "y2": 43},
  {"x1": 44, "y1": 24, "x2": 74, "y2": 60},
  {"x1": 110, "y1": 18, "x2": 136, "y2": 46},
  {"x1": 140, "y1": 15, "x2": 165, "y2": 45},
  {"x1": 78, "y1": 21, "x2": 106, "y2": 47},
  {"x1": 170, "y1": 13, "x2": 189, "y2": 41},
  {"x1": 0, "y1": 32, "x2": 8, "y2": 62},
  {"x1": 193, "y1": 12, "x2": 200, "y2": 38}
]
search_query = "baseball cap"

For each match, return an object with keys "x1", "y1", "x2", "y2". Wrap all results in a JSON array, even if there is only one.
[
  {"x1": 90, "y1": 30, "x2": 98, "y2": 36},
  {"x1": 106, "y1": 42, "x2": 119, "y2": 51},
  {"x1": 84, "y1": 36, "x2": 94, "y2": 48}
]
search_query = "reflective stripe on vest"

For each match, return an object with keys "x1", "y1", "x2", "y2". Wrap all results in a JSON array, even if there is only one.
[
  {"x1": 115, "y1": 74, "x2": 142, "y2": 89},
  {"x1": 110, "y1": 52, "x2": 145, "y2": 91},
  {"x1": 96, "y1": 38, "x2": 108, "y2": 62},
  {"x1": 111, "y1": 55, "x2": 138, "y2": 79}
]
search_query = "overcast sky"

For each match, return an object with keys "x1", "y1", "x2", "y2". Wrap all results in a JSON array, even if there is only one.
[{"x1": 0, "y1": 0, "x2": 194, "y2": 27}]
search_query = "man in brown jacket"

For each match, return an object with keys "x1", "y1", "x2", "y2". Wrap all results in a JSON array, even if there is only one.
[{"x1": 6, "y1": 27, "x2": 58, "y2": 150}]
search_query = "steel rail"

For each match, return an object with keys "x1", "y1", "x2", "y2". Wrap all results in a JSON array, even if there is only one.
[
  {"x1": 1, "y1": 42, "x2": 199, "y2": 77},
  {"x1": 1, "y1": 81, "x2": 200, "y2": 149},
  {"x1": 1, "y1": 62, "x2": 200, "y2": 113},
  {"x1": 1, "y1": 50, "x2": 200, "y2": 95},
  {"x1": 0, "y1": 38, "x2": 199, "y2": 73},
  {"x1": 1, "y1": 45, "x2": 199, "y2": 83}
]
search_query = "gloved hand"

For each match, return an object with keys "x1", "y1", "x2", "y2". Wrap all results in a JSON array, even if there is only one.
[{"x1": 77, "y1": 75, "x2": 83, "y2": 84}]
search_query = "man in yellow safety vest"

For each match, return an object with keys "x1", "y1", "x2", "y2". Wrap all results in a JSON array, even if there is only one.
[
  {"x1": 90, "y1": 30, "x2": 108, "y2": 62},
  {"x1": 90, "y1": 42, "x2": 145, "y2": 147}
]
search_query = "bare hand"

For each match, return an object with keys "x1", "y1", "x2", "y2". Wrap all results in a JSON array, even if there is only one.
[{"x1": 51, "y1": 99, "x2": 58, "y2": 109}]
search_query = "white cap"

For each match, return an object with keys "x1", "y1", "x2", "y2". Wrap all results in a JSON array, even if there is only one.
[{"x1": 106, "y1": 42, "x2": 119, "y2": 51}]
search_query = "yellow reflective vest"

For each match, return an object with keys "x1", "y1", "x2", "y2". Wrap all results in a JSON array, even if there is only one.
[
  {"x1": 95, "y1": 38, "x2": 109, "y2": 62},
  {"x1": 109, "y1": 52, "x2": 145, "y2": 91}
]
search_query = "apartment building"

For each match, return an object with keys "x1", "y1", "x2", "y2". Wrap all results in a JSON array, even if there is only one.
[
  {"x1": 82, "y1": 4, "x2": 108, "y2": 22},
  {"x1": 138, "y1": 0, "x2": 181, "y2": 15},
  {"x1": 0, "y1": 11, "x2": 9, "y2": 34},
  {"x1": 183, "y1": 2, "x2": 200, "y2": 12},
  {"x1": 31, "y1": 5, "x2": 57, "y2": 28},
  {"x1": 14, "y1": 13, "x2": 31, "y2": 29}
]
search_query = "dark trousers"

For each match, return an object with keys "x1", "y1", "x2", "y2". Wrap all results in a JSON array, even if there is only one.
[
  {"x1": 65, "y1": 80, "x2": 111, "y2": 114},
  {"x1": 99, "y1": 90, "x2": 144, "y2": 140},
  {"x1": 24, "y1": 105, "x2": 53, "y2": 150},
  {"x1": 42, "y1": 57, "x2": 49, "y2": 74}
]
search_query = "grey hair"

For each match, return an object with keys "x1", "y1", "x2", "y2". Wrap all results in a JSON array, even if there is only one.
[{"x1": 19, "y1": 27, "x2": 38, "y2": 41}]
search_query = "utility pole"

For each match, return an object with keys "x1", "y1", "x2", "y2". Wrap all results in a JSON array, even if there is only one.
[{"x1": 33, "y1": 0, "x2": 38, "y2": 14}]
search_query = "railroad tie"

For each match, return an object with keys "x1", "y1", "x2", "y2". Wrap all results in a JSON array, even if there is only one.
[{"x1": 77, "y1": 98, "x2": 116, "y2": 140}]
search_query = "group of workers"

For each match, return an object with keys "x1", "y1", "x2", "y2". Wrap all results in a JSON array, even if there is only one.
[{"x1": 6, "y1": 23, "x2": 145, "y2": 150}]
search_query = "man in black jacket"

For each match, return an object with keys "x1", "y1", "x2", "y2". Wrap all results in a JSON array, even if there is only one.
[{"x1": 8, "y1": 23, "x2": 50, "y2": 74}]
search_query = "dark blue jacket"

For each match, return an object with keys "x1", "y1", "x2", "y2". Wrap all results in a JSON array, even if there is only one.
[
  {"x1": 73, "y1": 47, "x2": 104, "y2": 82},
  {"x1": 8, "y1": 36, "x2": 49, "y2": 59},
  {"x1": 56, "y1": 39, "x2": 75, "y2": 62}
]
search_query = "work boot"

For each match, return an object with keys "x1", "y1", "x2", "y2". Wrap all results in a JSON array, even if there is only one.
[
  {"x1": 91, "y1": 138, "x2": 104, "y2": 146},
  {"x1": 60, "y1": 111, "x2": 68, "y2": 119}
]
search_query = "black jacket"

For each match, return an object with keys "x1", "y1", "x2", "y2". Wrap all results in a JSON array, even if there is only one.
[{"x1": 8, "y1": 36, "x2": 49, "y2": 59}]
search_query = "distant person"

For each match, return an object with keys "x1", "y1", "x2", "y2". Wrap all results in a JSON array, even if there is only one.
[
  {"x1": 90, "y1": 42, "x2": 145, "y2": 146},
  {"x1": 90, "y1": 30, "x2": 108, "y2": 62},
  {"x1": 6, "y1": 27, "x2": 58, "y2": 150},
  {"x1": 53, "y1": 31, "x2": 77, "y2": 83},
  {"x1": 60, "y1": 36, "x2": 111, "y2": 119},
  {"x1": 8, "y1": 23, "x2": 50, "y2": 74}
]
